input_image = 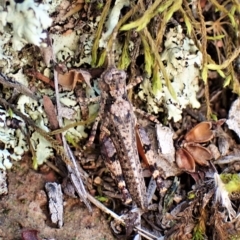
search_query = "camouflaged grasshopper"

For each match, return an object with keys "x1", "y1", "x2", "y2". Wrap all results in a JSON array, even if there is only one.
[{"x1": 79, "y1": 38, "x2": 162, "y2": 210}]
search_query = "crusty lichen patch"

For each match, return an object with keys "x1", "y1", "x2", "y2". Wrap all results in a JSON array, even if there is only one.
[
  {"x1": 0, "y1": 0, "x2": 52, "y2": 50},
  {"x1": 0, "y1": 108, "x2": 28, "y2": 169},
  {"x1": 0, "y1": 0, "x2": 103, "y2": 169},
  {"x1": 138, "y1": 25, "x2": 202, "y2": 122}
]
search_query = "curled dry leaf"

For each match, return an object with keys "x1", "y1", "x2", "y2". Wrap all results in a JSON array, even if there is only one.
[
  {"x1": 184, "y1": 143, "x2": 212, "y2": 166},
  {"x1": 184, "y1": 121, "x2": 213, "y2": 143},
  {"x1": 43, "y1": 95, "x2": 59, "y2": 130},
  {"x1": 58, "y1": 70, "x2": 78, "y2": 90},
  {"x1": 176, "y1": 148, "x2": 195, "y2": 172},
  {"x1": 58, "y1": 69, "x2": 92, "y2": 90},
  {"x1": 176, "y1": 121, "x2": 216, "y2": 172},
  {"x1": 136, "y1": 124, "x2": 152, "y2": 166},
  {"x1": 77, "y1": 69, "x2": 92, "y2": 88},
  {"x1": 214, "y1": 118, "x2": 226, "y2": 128}
]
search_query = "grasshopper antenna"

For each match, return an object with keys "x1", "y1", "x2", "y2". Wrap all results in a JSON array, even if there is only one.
[{"x1": 106, "y1": 30, "x2": 117, "y2": 68}]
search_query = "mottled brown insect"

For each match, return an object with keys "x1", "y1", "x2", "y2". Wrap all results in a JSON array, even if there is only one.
[
  {"x1": 98, "y1": 65, "x2": 148, "y2": 210},
  {"x1": 83, "y1": 52, "x2": 162, "y2": 210}
]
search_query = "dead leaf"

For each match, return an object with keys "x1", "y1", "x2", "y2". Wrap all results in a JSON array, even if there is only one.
[
  {"x1": 184, "y1": 143, "x2": 212, "y2": 166},
  {"x1": 43, "y1": 95, "x2": 62, "y2": 144},
  {"x1": 77, "y1": 69, "x2": 92, "y2": 88},
  {"x1": 58, "y1": 70, "x2": 77, "y2": 90},
  {"x1": 58, "y1": 69, "x2": 92, "y2": 90},
  {"x1": 184, "y1": 121, "x2": 213, "y2": 143},
  {"x1": 176, "y1": 148, "x2": 195, "y2": 172},
  {"x1": 26, "y1": 69, "x2": 54, "y2": 88}
]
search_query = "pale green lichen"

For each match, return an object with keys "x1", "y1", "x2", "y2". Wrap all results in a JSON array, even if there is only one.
[
  {"x1": 138, "y1": 26, "x2": 202, "y2": 122},
  {"x1": 0, "y1": 109, "x2": 28, "y2": 169},
  {"x1": 0, "y1": 0, "x2": 52, "y2": 50},
  {"x1": 30, "y1": 131, "x2": 54, "y2": 166}
]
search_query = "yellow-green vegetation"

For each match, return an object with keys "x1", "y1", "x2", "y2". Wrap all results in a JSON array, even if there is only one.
[
  {"x1": 97, "y1": 2, "x2": 104, "y2": 10},
  {"x1": 220, "y1": 173, "x2": 240, "y2": 194},
  {"x1": 210, "y1": 113, "x2": 218, "y2": 121},
  {"x1": 230, "y1": 234, "x2": 240, "y2": 240},
  {"x1": 95, "y1": 196, "x2": 109, "y2": 203},
  {"x1": 7, "y1": 108, "x2": 14, "y2": 118},
  {"x1": 91, "y1": 0, "x2": 111, "y2": 66},
  {"x1": 192, "y1": 227, "x2": 205, "y2": 240},
  {"x1": 187, "y1": 191, "x2": 196, "y2": 200},
  {"x1": 91, "y1": 0, "x2": 240, "y2": 119},
  {"x1": 65, "y1": 133, "x2": 79, "y2": 148},
  {"x1": 118, "y1": 32, "x2": 131, "y2": 70},
  {"x1": 193, "y1": 208, "x2": 207, "y2": 240}
]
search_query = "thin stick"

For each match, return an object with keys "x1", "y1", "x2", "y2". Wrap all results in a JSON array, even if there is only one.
[
  {"x1": 50, "y1": 37, "x2": 92, "y2": 211},
  {"x1": 86, "y1": 193, "x2": 159, "y2": 240},
  {"x1": 0, "y1": 73, "x2": 40, "y2": 101},
  {"x1": 46, "y1": 160, "x2": 65, "y2": 176}
]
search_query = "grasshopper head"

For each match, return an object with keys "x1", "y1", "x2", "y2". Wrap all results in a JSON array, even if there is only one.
[{"x1": 100, "y1": 67, "x2": 127, "y2": 98}]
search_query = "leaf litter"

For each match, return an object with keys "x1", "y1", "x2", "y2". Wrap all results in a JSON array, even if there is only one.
[{"x1": 0, "y1": 0, "x2": 240, "y2": 239}]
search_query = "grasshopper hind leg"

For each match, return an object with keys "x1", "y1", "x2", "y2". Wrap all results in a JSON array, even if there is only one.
[{"x1": 100, "y1": 135, "x2": 132, "y2": 204}]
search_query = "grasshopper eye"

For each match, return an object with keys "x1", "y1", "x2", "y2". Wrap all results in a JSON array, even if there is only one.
[
  {"x1": 102, "y1": 71, "x2": 113, "y2": 84},
  {"x1": 115, "y1": 70, "x2": 126, "y2": 85},
  {"x1": 118, "y1": 70, "x2": 126, "y2": 80}
]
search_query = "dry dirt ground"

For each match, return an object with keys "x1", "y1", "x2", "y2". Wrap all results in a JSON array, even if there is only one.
[{"x1": 0, "y1": 155, "x2": 115, "y2": 240}]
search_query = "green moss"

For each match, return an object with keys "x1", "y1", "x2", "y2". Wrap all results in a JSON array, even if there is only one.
[
  {"x1": 97, "y1": 3, "x2": 103, "y2": 10},
  {"x1": 95, "y1": 196, "x2": 109, "y2": 203},
  {"x1": 192, "y1": 226, "x2": 205, "y2": 240},
  {"x1": 220, "y1": 173, "x2": 240, "y2": 194},
  {"x1": 188, "y1": 191, "x2": 196, "y2": 200}
]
